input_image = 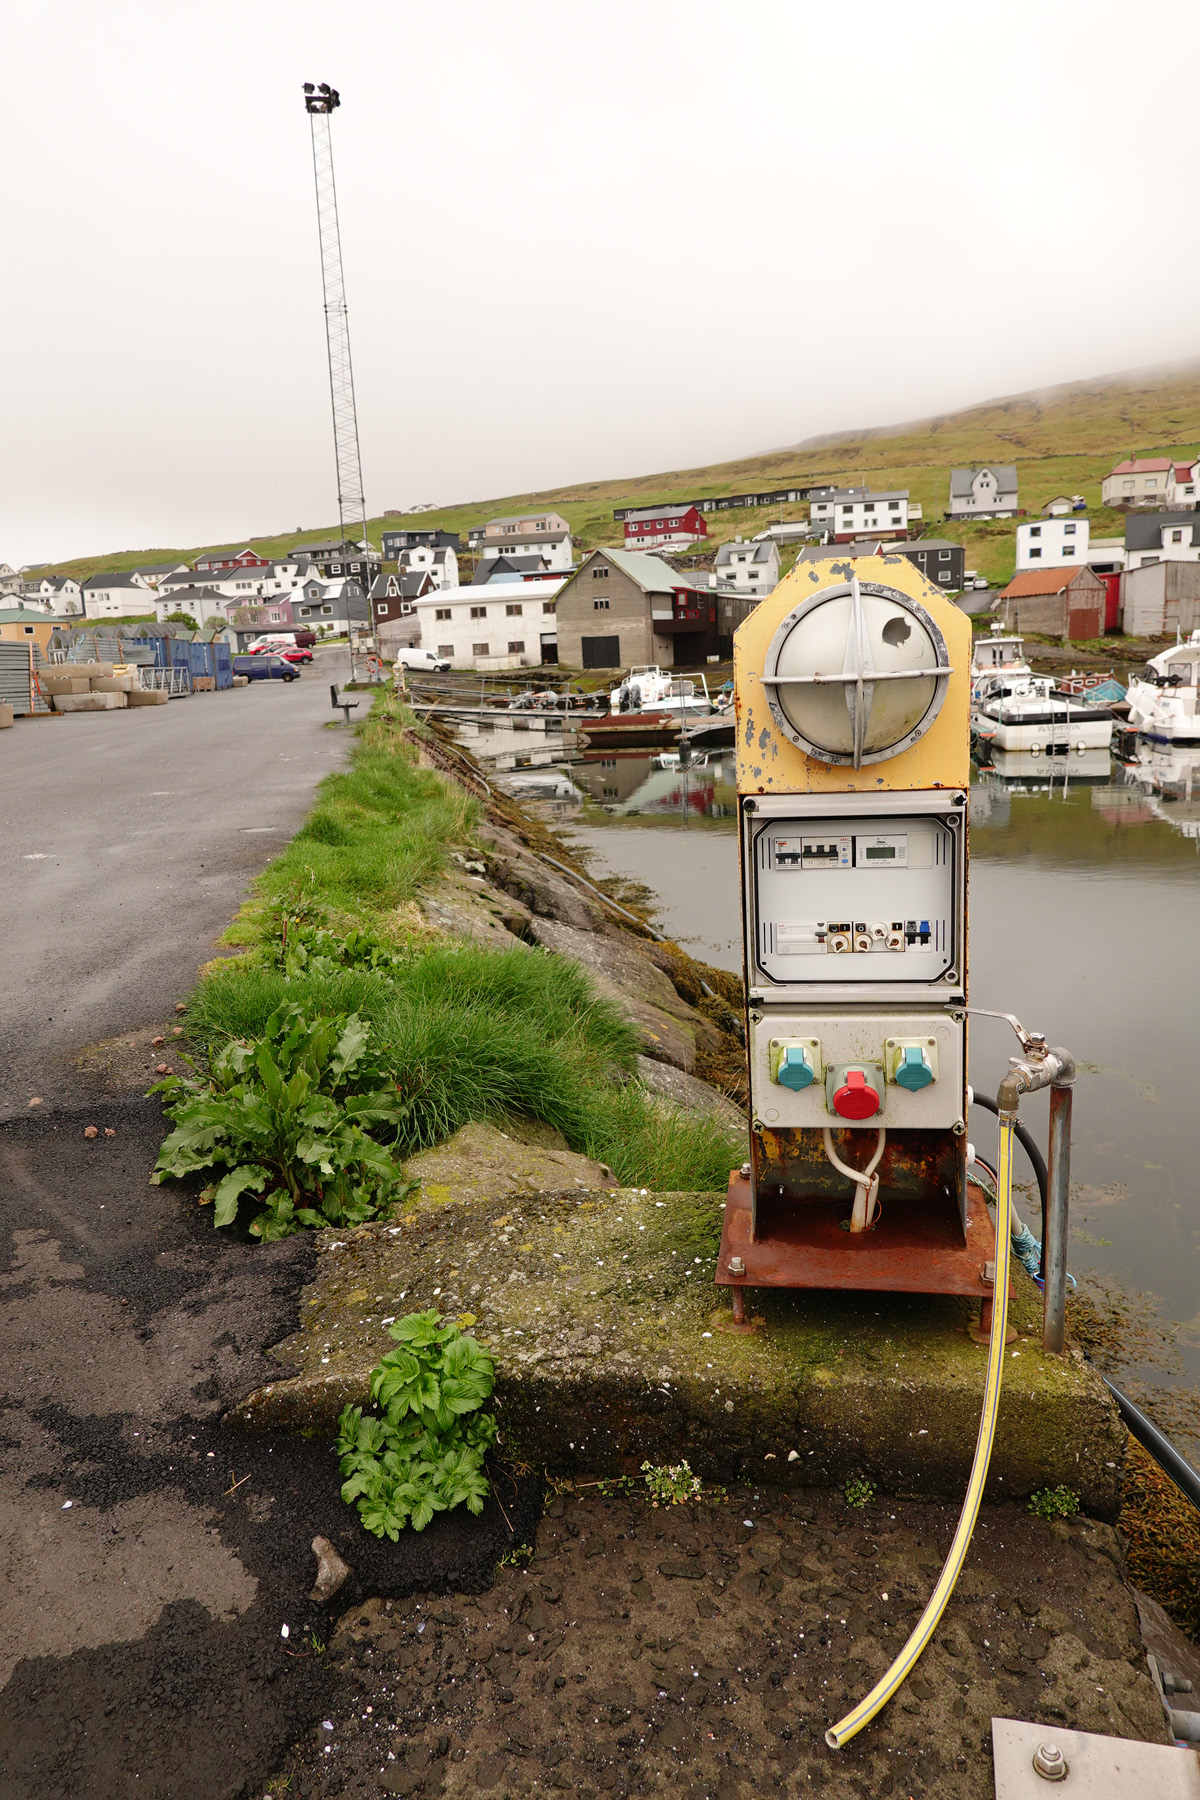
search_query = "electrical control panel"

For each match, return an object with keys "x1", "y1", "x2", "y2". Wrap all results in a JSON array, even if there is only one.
[
  {"x1": 751, "y1": 1012, "x2": 965, "y2": 1131},
  {"x1": 743, "y1": 791, "x2": 966, "y2": 1004}
]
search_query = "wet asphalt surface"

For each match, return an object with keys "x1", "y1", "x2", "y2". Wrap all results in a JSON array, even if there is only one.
[
  {"x1": 0, "y1": 672, "x2": 540, "y2": 1799},
  {"x1": 0, "y1": 656, "x2": 351, "y2": 1117}
]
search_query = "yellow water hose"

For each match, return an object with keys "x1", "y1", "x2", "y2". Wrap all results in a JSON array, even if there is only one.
[{"x1": 825, "y1": 1107, "x2": 1015, "y2": 1749}]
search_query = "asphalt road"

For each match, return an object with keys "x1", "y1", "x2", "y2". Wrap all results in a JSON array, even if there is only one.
[
  {"x1": 0, "y1": 654, "x2": 353, "y2": 1116},
  {"x1": 0, "y1": 654, "x2": 543, "y2": 1799}
]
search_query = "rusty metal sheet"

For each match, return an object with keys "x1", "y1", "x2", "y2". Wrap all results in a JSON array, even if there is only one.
[{"x1": 716, "y1": 1171, "x2": 1000, "y2": 1298}]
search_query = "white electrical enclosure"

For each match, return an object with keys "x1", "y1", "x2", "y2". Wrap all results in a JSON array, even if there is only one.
[
  {"x1": 750, "y1": 1012, "x2": 965, "y2": 1131},
  {"x1": 742, "y1": 790, "x2": 966, "y2": 1005}
]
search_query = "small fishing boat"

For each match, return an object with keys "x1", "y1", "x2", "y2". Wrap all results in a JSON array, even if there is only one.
[
  {"x1": 1124, "y1": 633, "x2": 1200, "y2": 744},
  {"x1": 608, "y1": 666, "x2": 716, "y2": 719}
]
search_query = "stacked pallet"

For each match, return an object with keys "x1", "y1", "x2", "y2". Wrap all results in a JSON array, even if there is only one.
[{"x1": 39, "y1": 664, "x2": 169, "y2": 712}]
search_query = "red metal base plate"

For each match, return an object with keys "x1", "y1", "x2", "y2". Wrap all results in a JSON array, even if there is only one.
[{"x1": 715, "y1": 1172, "x2": 1002, "y2": 1299}]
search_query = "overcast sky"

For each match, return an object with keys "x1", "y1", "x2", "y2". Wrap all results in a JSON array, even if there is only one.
[{"x1": 6, "y1": 0, "x2": 1198, "y2": 566}]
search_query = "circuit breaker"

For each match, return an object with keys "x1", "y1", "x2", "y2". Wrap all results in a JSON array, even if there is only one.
[{"x1": 716, "y1": 558, "x2": 993, "y2": 1308}]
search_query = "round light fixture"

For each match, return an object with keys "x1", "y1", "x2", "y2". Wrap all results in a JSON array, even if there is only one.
[{"x1": 761, "y1": 577, "x2": 952, "y2": 767}]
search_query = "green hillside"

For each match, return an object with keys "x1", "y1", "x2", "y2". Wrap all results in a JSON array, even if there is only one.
[{"x1": 35, "y1": 361, "x2": 1200, "y2": 589}]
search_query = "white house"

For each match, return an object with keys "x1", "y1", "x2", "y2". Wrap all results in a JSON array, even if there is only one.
[
  {"x1": 154, "y1": 587, "x2": 235, "y2": 627},
  {"x1": 20, "y1": 575, "x2": 83, "y2": 614},
  {"x1": 0, "y1": 562, "x2": 23, "y2": 595},
  {"x1": 713, "y1": 536, "x2": 780, "y2": 595},
  {"x1": 479, "y1": 529, "x2": 572, "y2": 571},
  {"x1": 412, "y1": 578, "x2": 567, "y2": 671},
  {"x1": 1124, "y1": 512, "x2": 1200, "y2": 569},
  {"x1": 1016, "y1": 517, "x2": 1090, "y2": 572},
  {"x1": 1101, "y1": 457, "x2": 1175, "y2": 508},
  {"x1": 947, "y1": 466, "x2": 1019, "y2": 518},
  {"x1": 808, "y1": 488, "x2": 908, "y2": 541},
  {"x1": 1166, "y1": 459, "x2": 1200, "y2": 506},
  {"x1": 397, "y1": 544, "x2": 459, "y2": 589},
  {"x1": 81, "y1": 571, "x2": 156, "y2": 618}
]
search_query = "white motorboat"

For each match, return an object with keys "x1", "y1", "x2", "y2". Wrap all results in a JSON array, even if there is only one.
[
  {"x1": 1124, "y1": 633, "x2": 1200, "y2": 744},
  {"x1": 970, "y1": 630, "x2": 1034, "y2": 701},
  {"x1": 609, "y1": 666, "x2": 715, "y2": 718},
  {"x1": 973, "y1": 690, "x2": 1114, "y2": 753}
]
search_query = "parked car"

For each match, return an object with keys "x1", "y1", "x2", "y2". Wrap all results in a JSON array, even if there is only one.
[
  {"x1": 394, "y1": 646, "x2": 451, "y2": 674},
  {"x1": 279, "y1": 645, "x2": 314, "y2": 664},
  {"x1": 232, "y1": 654, "x2": 301, "y2": 683}
]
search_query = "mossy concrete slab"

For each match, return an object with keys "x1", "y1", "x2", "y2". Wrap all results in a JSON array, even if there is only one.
[
  {"x1": 235, "y1": 1183, "x2": 1124, "y2": 1516},
  {"x1": 404, "y1": 1121, "x2": 616, "y2": 1206}
]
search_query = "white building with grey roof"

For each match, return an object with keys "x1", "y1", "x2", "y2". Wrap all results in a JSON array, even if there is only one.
[
  {"x1": 713, "y1": 536, "x2": 780, "y2": 595},
  {"x1": 947, "y1": 465, "x2": 1018, "y2": 518}
]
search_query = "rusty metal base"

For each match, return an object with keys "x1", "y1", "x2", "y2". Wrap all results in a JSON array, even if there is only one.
[{"x1": 715, "y1": 1171, "x2": 1003, "y2": 1299}]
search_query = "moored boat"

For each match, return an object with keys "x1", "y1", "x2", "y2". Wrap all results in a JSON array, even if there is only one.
[
  {"x1": 1124, "y1": 633, "x2": 1200, "y2": 744},
  {"x1": 973, "y1": 690, "x2": 1114, "y2": 753}
]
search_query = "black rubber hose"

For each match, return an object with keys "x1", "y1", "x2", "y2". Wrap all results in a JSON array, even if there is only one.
[
  {"x1": 1101, "y1": 1374, "x2": 1200, "y2": 1515},
  {"x1": 970, "y1": 1090, "x2": 1048, "y2": 1277}
]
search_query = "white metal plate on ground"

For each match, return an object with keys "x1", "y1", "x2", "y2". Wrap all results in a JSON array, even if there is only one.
[
  {"x1": 991, "y1": 1717, "x2": 1200, "y2": 1798},
  {"x1": 750, "y1": 1011, "x2": 964, "y2": 1130}
]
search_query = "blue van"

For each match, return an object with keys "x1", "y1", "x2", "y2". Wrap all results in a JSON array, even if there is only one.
[{"x1": 233, "y1": 655, "x2": 301, "y2": 683}]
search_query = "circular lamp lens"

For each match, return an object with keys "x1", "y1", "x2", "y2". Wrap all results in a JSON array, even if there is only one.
[{"x1": 764, "y1": 581, "x2": 949, "y2": 765}]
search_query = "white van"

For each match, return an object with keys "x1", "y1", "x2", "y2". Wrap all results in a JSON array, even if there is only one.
[{"x1": 395, "y1": 646, "x2": 451, "y2": 673}]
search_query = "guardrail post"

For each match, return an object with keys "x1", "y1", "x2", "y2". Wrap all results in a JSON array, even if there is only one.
[{"x1": 1043, "y1": 1080, "x2": 1073, "y2": 1355}]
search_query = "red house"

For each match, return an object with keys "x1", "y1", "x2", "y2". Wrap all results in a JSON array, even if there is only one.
[
  {"x1": 622, "y1": 504, "x2": 708, "y2": 550},
  {"x1": 194, "y1": 547, "x2": 270, "y2": 572}
]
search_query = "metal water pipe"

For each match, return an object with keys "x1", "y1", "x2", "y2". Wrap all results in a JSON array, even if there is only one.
[{"x1": 995, "y1": 1039, "x2": 1075, "y2": 1354}]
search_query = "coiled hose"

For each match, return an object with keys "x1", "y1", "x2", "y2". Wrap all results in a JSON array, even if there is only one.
[{"x1": 826, "y1": 1107, "x2": 1015, "y2": 1748}]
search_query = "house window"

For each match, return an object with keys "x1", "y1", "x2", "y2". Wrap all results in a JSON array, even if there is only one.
[
  {"x1": 1064, "y1": 524, "x2": 1076, "y2": 536},
  {"x1": 269, "y1": 610, "x2": 281, "y2": 622},
  {"x1": 1062, "y1": 547, "x2": 1075, "y2": 556},
  {"x1": 378, "y1": 603, "x2": 390, "y2": 615},
  {"x1": 472, "y1": 642, "x2": 489, "y2": 656},
  {"x1": 593, "y1": 566, "x2": 610, "y2": 578},
  {"x1": 330, "y1": 563, "x2": 342, "y2": 574},
  {"x1": 505, "y1": 603, "x2": 523, "y2": 616},
  {"x1": 24, "y1": 624, "x2": 33, "y2": 634},
  {"x1": 601, "y1": 757, "x2": 618, "y2": 769},
  {"x1": 1030, "y1": 526, "x2": 1041, "y2": 538},
  {"x1": 1122, "y1": 480, "x2": 1134, "y2": 491},
  {"x1": 1172, "y1": 530, "x2": 1183, "y2": 543},
  {"x1": 400, "y1": 602, "x2": 413, "y2": 615},
  {"x1": 593, "y1": 597, "x2": 610, "y2": 610},
  {"x1": 938, "y1": 572, "x2": 951, "y2": 582},
  {"x1": 322, "y1": 604, "x2": 334, "y2": 614},
  {"x1": 508, "y1": 640, "x2": 525, "y2": 654},
  {"x1": 1029, "y1": 548, "x2": 1042, "y2": 559},
  {"x1": 438, "y1": 644, "x2": 453, "y2": 658},
  {"x1": 435, "y1": 607, "x2": 451, "y2": 621},
  {"x1": 470, "y1": 605, "x2": 487, "y2": 619}
]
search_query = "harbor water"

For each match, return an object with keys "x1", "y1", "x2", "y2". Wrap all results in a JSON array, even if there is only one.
[{"x1": 474, "y1": 729, "x2": 1200, "y2": 1452}]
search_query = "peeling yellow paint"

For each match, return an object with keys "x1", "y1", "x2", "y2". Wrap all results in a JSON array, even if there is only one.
[{"x1": 734, "y1": 550, "x2": 972, "y2": 794}]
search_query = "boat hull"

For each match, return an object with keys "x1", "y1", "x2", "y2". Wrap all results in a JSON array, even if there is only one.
[{"x1": 578, "y1": 712, "x2": 681, "y2": 749}]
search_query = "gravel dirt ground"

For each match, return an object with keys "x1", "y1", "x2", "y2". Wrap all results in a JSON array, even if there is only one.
[{"x1": 269, "y1": 1485, "x2": 1168, "y2": 1800}]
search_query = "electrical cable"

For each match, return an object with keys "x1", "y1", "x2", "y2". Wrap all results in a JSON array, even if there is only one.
[
  {"x1": 825, "y1": 1107, "x2": 1015, "y2": 1749},
  {"x1": 821, "y1": 1128, "x2": 886, "y2": 1231}
]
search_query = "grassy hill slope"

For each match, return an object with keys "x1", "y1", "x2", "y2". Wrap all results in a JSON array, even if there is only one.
[{"x1": 35, "y1": 361, "x2": 1200, "y2": 590}]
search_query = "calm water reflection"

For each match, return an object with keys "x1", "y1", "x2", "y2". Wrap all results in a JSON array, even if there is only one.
[{"x1": 494, "y1": 734, "x2": 1200, "y2": 1439}]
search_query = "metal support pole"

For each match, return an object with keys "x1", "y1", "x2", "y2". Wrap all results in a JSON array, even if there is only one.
[{"x1": 1044, "y1": 1081, "x2": 1073, "y2": 1356}]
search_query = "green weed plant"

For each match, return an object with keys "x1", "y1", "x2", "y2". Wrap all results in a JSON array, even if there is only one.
[
  {"x1": 150, "y1": 1002, "x2": 412, "y2": 1239},
  {"x1": 337, "y1": 1311, "x2": 497, "y2": 1537},
  {"x1": 1028, "y1": 1485, "x2": 1080, "y2": 1520}
]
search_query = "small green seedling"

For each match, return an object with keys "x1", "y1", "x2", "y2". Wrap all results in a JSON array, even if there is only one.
[
  {"x1": 641, "y1": 1460, "x2": 703, "y2": 1506},
  {"x1": 844, "y1": 1476, "x2": 877, "y2": 1509},
  {"x1": 1028, "y1": 1485, "x2": 1079, "y2": 1520}
]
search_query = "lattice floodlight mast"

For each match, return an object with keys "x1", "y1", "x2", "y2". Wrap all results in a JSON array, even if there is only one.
[{"x1": 302, "y1": 83, "x2": 366, "y2": 554}]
